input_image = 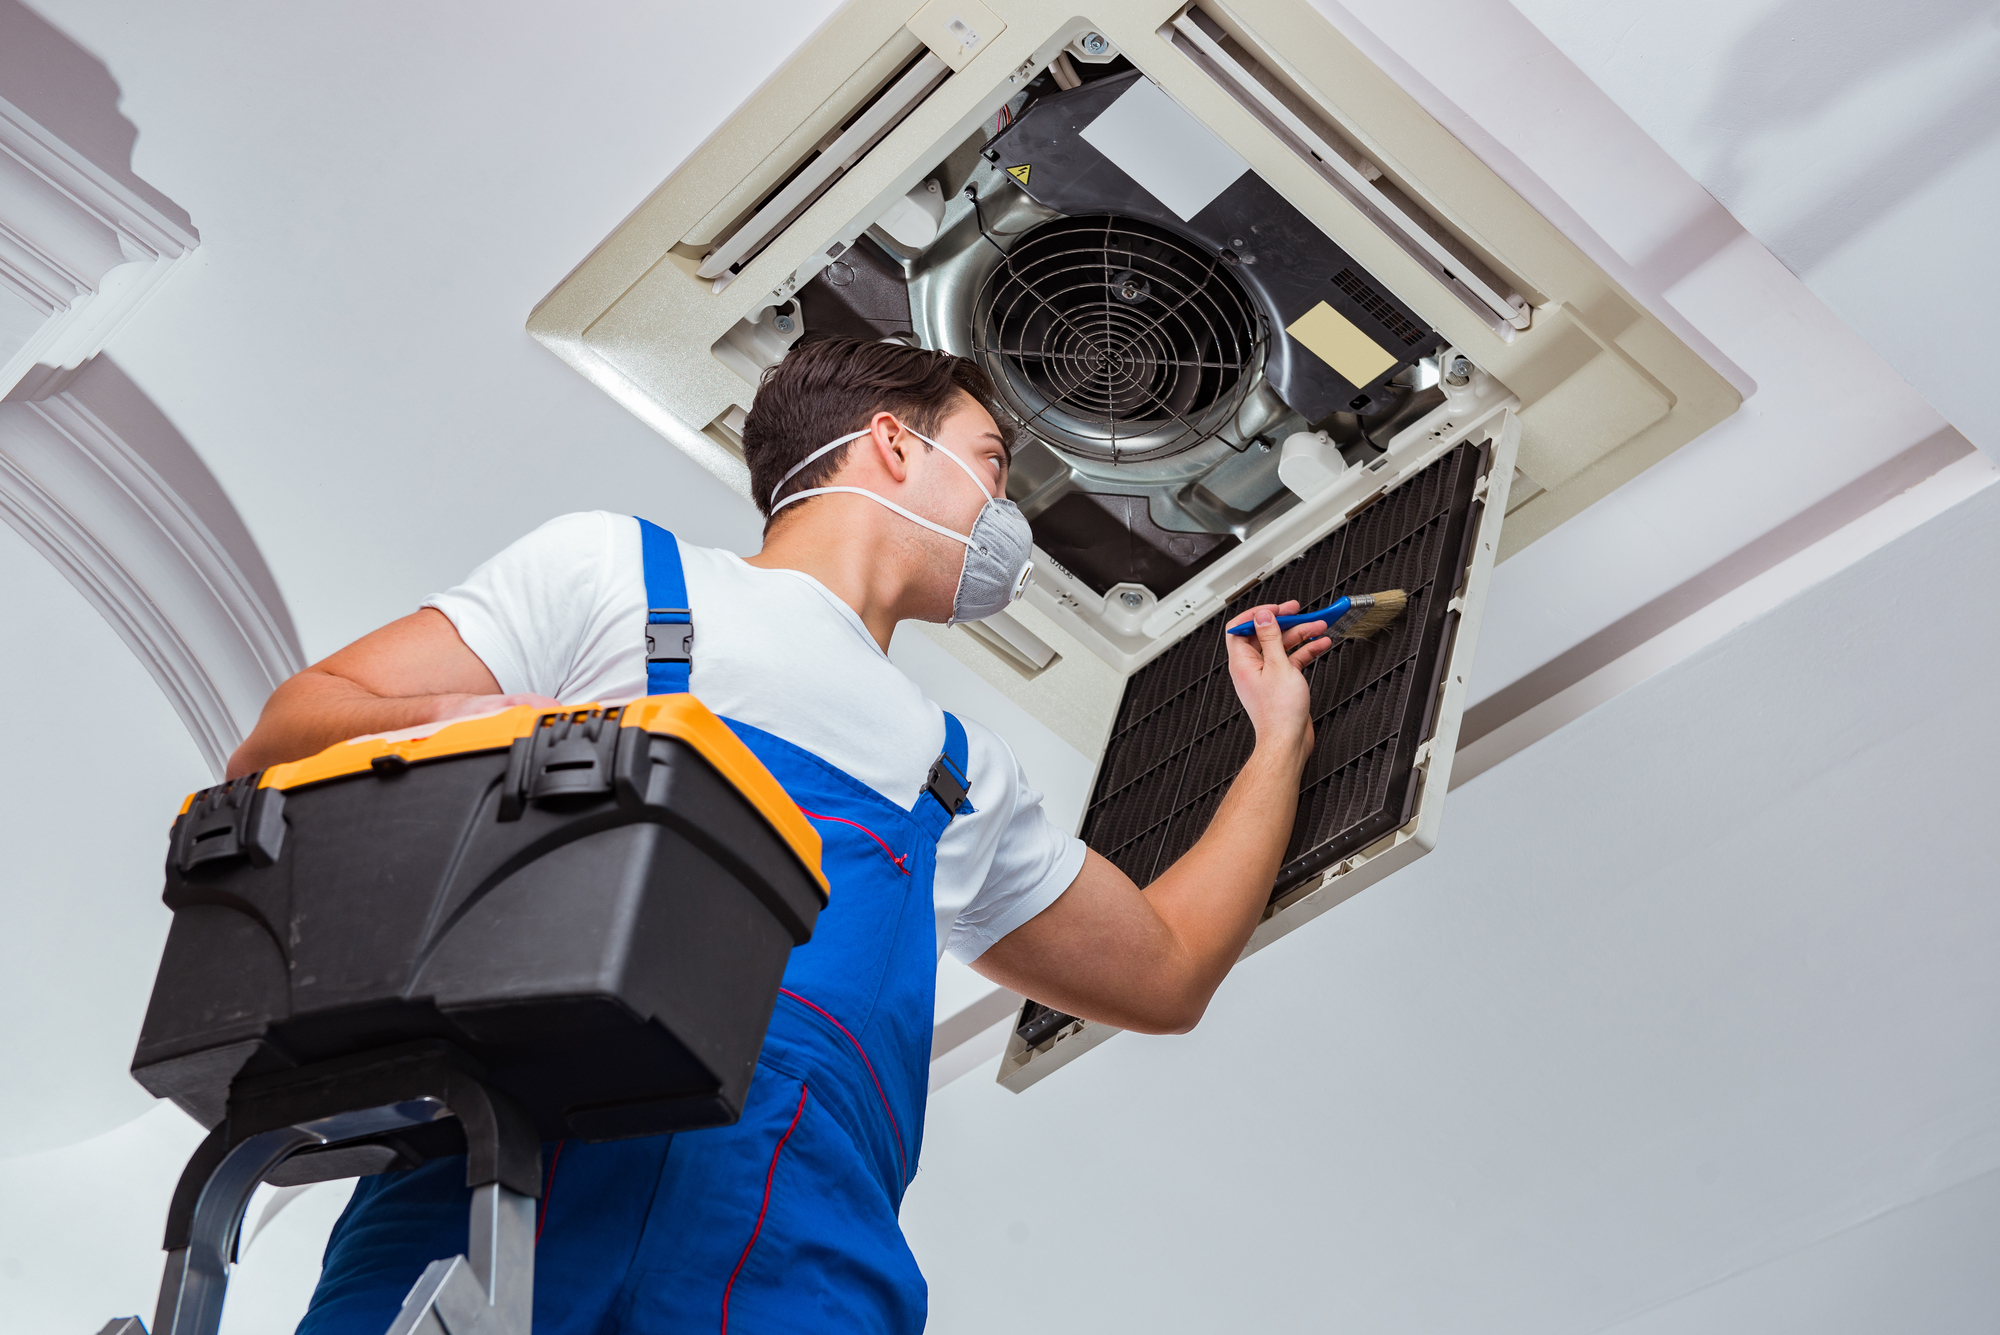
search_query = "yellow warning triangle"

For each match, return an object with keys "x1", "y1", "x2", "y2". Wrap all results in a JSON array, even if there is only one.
[{"x1": 1006, "y1": 163, "x2": 1031, "y2": 186}]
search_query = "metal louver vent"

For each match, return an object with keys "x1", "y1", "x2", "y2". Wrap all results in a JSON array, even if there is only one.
[
  {"x1": 970, "y1": 215, "x2": 1266, "y2": 464},
  {"x1": 1333, "y1": 268, "x2": 1427, "y2": 348}
]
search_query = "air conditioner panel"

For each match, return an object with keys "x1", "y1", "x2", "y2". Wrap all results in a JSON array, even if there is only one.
[
  {"x1": 530, "y1": 0, "x2": 1737, "y2": 564},
  {"x1": 999, "y1": 403, "x2": 1517, "y2": 1090}
]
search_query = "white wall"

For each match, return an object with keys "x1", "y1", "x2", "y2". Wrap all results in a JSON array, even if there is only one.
[{"x1": 903, "y1": 479, "x2": 2000, "y2": 1333}]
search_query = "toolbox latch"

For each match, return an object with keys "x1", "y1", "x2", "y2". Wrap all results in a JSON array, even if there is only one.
[
  {"x1": 171, "y1": 776, "x2": 287, "y2": 872},
  {"x1": 645, "y1": 608, "x2": 694, "y2": 663},
  {"x1": 500, "y1": 709, "x2": 622, "y2": 818}
]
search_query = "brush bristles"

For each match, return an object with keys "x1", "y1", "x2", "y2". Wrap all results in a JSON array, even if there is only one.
[{"x1": 1329, "y1": 589, "x2": 1408, "y2": 639}]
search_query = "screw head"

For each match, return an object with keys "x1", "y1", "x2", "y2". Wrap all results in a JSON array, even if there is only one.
[
  {"x1": 1120, "y1": 589, "x2": 1144, "y2": 608},
  {"x1": 1445, "y1": 354, "x2": 1472, "y2": 386},
  {"x1": 1110, "y1": 269, "x2": 1150, "y2": 303},
  {"x1": 774, "y1": 315, "x2": 794, "y2": 334},
  {"x1": 1081, "y1": 31, "x2": 1109, "y2": 54}
]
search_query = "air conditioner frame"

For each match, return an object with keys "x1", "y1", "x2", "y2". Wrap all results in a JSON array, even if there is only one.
[
  {"x1": 529, "y1": 0, "x2": 1736, "y2": 558},
  {"x1": 526, "y1": 0, "x2": 1738, "y2": 1089}
]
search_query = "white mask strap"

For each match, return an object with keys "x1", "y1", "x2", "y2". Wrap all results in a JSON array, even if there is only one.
[
  {"x1": 769, "y1": 429, "x2": 870, "y2": 508},
  {"x1": 769, "y1": 421, "x2": 998, "y2": 509},
  {"x1": 770, "y1": 486, "x2": 974, "y2": 547}
]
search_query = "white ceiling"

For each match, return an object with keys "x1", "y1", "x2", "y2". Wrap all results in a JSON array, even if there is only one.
[
  {"x1": 2, "y1": 0, "x2": 1995, "y2": 1329},
  {"x1": 1510, "y1": 0, "x2": 2000, "y2": 459}
]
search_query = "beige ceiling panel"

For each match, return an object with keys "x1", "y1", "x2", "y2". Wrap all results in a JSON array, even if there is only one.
[
  {"x1": 908, "y1": 0, "x2": 1008, "y2": 71},
  {"x1": 1518, "y1": 348, "x2": 1673, "y2": 491},
  {"x1": 529, "y1": 0, "x2": 1741, "y2": 550}
]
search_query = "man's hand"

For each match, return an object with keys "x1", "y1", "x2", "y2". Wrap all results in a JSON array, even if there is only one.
[
  {"x1": 226, "y1": 608, "x2": 558, "y2": 777},
  {"x1": 972, "y1": 603, "x2": 1333, "y2": 1033},
  {"x1": 1225, "y1": 598, "x2": 1329, "y2": 759}
]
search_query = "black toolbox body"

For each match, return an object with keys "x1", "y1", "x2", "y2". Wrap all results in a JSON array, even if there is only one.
[{"x1": 132, "y1": 696, "x2": 828, "y2": 1148}]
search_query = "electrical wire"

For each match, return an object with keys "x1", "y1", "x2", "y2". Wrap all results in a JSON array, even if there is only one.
[{"x1": 964, "y1": 185, "x2": 1012, "y2": 259}]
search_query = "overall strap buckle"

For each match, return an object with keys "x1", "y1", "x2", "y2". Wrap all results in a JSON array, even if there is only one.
[
  {"x1": 645, "y1": 608, "x2": 693, "y2": 663},
  {"x1": 923, "y1": 751, "x2": 970, "y2": 817}
]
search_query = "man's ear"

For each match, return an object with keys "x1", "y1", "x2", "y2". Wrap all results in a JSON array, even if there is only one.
[{"x1": 870, "y1": 411, "x2": 916, "y2": 484}]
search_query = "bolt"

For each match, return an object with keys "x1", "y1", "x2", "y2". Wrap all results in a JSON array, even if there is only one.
[
  {"x1": 774, "y1": 314, "x2": 794, "y2": 334},
  {"x1": 1120, "y1": 589, "x2": 1144, "y2": 608},
  {"x1": 1080, "y1": 31, "x2": 1109, "y2": 54},
  {"x1": 1445, "y1": 355, "x2": 1472, "y2": 387}
]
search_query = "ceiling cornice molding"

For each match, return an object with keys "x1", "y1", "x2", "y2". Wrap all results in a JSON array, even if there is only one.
[
  {"x1": 0, "y1": 359, "x2": 302, "y2": 779},
  {"x1": 0, "y1": 93, "x2": 200, "y2": 400}
]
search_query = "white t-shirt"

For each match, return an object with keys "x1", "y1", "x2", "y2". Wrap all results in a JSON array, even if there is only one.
[{"x1": 423, "y1": 510, "x2": 1085, "y2": 964}]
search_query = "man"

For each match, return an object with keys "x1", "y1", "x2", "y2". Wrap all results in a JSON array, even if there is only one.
[{"x1": 241, "y1": 337, "x2": 1333, "y2": 1333}]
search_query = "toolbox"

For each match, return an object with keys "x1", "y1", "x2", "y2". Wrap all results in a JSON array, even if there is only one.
[{"x1": 131, "y1": 694, "x2": 828, "y2": 1168}]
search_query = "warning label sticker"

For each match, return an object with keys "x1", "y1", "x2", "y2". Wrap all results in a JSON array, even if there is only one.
[{"x1": 1006, "y1": 163, "x2": 1031, "y2": 186}]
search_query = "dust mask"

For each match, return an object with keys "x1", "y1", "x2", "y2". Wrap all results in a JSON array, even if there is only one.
[{"x1": 769, "y1": 421, "x2": 1034, "y2": 624}]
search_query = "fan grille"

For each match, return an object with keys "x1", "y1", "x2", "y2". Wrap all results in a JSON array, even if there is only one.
[{"x1": 970, "y1": 216, "x2": 1264, "y2": 464}]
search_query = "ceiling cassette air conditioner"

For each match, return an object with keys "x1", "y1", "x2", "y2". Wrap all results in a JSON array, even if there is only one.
[{"x1": 530, "y1": 0, "x2": 1740, "y2": 1090}]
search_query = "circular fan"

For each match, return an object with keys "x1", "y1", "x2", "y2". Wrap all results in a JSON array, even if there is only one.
[{"x1": 969, "y1": 215, "x2": 1265, "y2": 465}]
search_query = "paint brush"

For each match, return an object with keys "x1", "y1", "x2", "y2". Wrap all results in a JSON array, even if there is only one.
[{"x1": 1225, "y1": 590, "x2": 1408, "y2": 640}]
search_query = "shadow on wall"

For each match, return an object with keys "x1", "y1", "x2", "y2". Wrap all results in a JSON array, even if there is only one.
[
  {"x1": 1698, "y1": 0, "x2": 2000, "y2": 273},
  {"x1": 0, "y1": 358, "x2": 303, "y2": 776},
  {"x1": 0, "y1": 0, "x2": 191, "y2": 230}
]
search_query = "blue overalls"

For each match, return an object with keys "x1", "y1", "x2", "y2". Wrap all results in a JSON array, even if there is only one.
[{"x1": 299, "y1": 519, "x2": 967, "y2": 1333}]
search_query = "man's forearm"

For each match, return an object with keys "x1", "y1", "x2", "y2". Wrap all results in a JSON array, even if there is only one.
[
  {"x1": 1141, "y1": 733, "x2": 1310, "y2": 1017},
  {"x1": 225, "y1": 672, "x2": 477, "y2": 778}
]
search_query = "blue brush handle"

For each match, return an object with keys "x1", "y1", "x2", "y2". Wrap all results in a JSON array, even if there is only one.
[{"x1": 1226, "y1": 596, "x2": 1350, "y2": 636}]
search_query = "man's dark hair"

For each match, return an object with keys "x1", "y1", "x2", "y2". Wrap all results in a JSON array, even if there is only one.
[{"x1": 742, "y1": 336, "x2": 1014, "y2": 521}]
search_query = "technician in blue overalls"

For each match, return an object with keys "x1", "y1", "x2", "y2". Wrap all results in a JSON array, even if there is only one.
[{"x1": 228, "y1": 336, "x2": 1337, "y2": 1333}]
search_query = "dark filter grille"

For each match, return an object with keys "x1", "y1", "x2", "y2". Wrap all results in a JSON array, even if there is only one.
[{"x1": 1015, "y1": 440, "x2": 1487, "y2": 1048}]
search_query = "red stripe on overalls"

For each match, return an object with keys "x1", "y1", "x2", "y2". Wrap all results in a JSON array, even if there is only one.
[
  {"x1": 721, "y1": 1082, "x2": 810, "y2": 1335},
  {"x1": 796, "y1": 807, "x2": 910, "y2": 876},
  {"x1": 535, "y1": 1139, "x2": 565, "y2": 1244},
  {"x1": 778, "y1": 988, "x2": 908, "y2": 1185}
]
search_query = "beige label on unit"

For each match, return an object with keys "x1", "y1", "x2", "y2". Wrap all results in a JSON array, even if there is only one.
[{"x1": 1286, "y1": 301, "x2": 1397, "y2": 388}]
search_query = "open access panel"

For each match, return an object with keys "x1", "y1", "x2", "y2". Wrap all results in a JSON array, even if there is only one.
[{"x1": 1000, "y1": 397, "x2": 1515, "y2": 1088}]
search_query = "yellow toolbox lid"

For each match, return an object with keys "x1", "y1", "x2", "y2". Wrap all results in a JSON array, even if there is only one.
[{"x1": 205, "y1": 696, "x2": 826, "y2": 895}]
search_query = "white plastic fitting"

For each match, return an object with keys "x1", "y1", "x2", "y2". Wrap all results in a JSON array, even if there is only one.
[{"x1": 1278, "y1": 429, "x2": 1347, "y2": 499}]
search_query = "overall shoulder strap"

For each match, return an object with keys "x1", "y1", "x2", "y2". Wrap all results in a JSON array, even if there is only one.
[
  {"x1": 637, "y1": 517, "x2": 692, "y2": 695},
  {"x1": 921, "y1": 711, "x2": 975, "y2": 821}
]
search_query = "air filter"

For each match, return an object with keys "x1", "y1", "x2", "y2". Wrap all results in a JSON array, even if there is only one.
[{"x1": 1016, "y1": 439, "x2": 1486, "y2": 1048}]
